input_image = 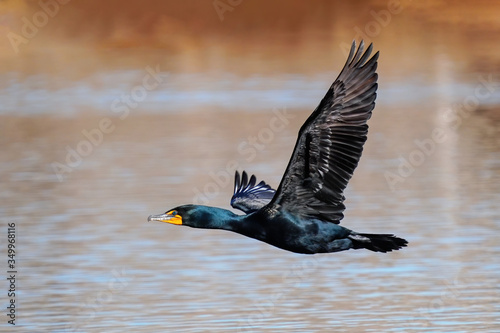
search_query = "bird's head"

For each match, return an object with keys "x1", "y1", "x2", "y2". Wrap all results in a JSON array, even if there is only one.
[{"x1": 148, "y1": 204, "x2": 232, "y2": 229}]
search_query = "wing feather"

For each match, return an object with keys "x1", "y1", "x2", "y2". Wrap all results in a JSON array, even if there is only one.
[
  {"x1": 230, "y1": 171, "x2": 276, "y2": 214},
  {"x1": 266, "y1": 40, "x2": 379, "y2": 224}
]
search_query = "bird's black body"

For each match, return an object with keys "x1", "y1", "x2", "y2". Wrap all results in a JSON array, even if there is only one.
[
  {"x1": 164, "y1": 204, "x2": 405, "y2": 254},
  {"x1": 149, "y1": 41, "x2": 408, "y2": 254}
]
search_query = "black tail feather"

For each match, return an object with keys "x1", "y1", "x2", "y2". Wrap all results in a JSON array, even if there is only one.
[{"x1": 349, "y1": 233, "x2": 408, "y2": 253}]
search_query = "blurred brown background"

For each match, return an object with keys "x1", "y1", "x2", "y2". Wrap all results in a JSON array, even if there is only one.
[{"x1": 1, "y1": 0, "x2": 499, "y2": 77}]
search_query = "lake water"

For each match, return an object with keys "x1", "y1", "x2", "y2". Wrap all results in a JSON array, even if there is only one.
[{"x1": 1, "y1": 1, "x2": 500, "y2": 332}]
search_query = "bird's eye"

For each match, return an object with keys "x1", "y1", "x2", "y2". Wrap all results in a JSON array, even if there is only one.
[{"x1": 170, "y1": 210, "x2": 178, "y2": 216}]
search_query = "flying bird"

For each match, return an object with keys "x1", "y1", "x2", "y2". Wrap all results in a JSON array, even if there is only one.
[{"x1": 148, "y1": 41, "x2": 407, "y2": 254}]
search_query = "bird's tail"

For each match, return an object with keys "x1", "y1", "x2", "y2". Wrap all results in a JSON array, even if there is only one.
[{"x1": 349, "y1": 232, "x2": 408, "y2": 252}]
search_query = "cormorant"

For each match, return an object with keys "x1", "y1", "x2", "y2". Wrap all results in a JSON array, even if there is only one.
[{"x1": 148, "y1": 41, "x2": 408, "y2": 254}]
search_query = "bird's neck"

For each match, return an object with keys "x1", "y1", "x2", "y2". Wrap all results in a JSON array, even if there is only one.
[
  {"x1": 191, "y1": 206, "x2": 243, "y2": 230},
  {"x1": 192, "y1": 206, "x2": 264, "y2": 240}
]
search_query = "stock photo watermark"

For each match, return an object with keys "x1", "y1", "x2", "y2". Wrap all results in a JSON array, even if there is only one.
[
  {"x1": 384, "y1": 74, "x2": 497, "y2": 191},
  {"x1": 5, "y1": 222, "x2": 17, "y2": 326},
  {"x1": 404, "y1": 270, "x2": 489, "y2": 329},
  {"x1": 213, "y1": 0, "x2": 243, "y2": 21},
  {"x1": 339, "y1": 0, "x2": 411, "y2": 56},
  {"x1": 64, "y1": 268, "x2": 132, "y2": 332},
  {"x1": 7, "y1": 0, "x2": 71, "y2": 54},
  {"x1": 192, "y1": 106, "x2": 294, "y2": 205},
  {"x1": 238, "y1": 255, "x2": 323, "y2": 332},
  {"x1": 51, "y1": 65, "x2": 164, "y2": 182}
]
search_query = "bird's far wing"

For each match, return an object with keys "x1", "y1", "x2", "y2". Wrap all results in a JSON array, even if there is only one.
[
  {"x1": 267, "y1": 40, "x2": 379, "y2": 224},
  {"x1": 230, "y1": 171, "x2": 276, "y2": 214}
]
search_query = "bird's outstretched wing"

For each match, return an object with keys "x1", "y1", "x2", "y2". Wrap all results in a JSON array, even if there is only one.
[
  {"x1": 267, "y1": 40, "x2": 379, "y2": 224},
  {"x1": 231, "y1": 171, "x2": 276, "y2": 214}
]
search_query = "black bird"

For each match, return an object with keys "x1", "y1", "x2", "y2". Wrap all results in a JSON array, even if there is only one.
[{"x1": 148, "y1": 41, "x2": 408, "y2": 254}]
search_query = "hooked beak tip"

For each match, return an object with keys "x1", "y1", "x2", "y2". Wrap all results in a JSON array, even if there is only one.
[{"x1": 148, "y1": 212, "x2": 183, "y2": 225}]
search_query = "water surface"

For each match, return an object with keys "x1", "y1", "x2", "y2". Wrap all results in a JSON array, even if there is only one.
[{"x1": 1, "y1": 1, "x2": 500, "y2": 332}]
